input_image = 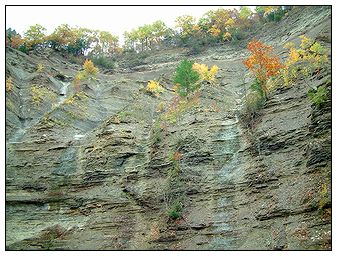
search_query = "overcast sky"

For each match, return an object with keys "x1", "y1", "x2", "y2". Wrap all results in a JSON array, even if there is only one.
[{"x1": 6, "y1": 6, "x2": 242, "y2": 44}]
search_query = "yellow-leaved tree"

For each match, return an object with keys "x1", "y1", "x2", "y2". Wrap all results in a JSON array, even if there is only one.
[
  {"x1": 73, "y1": 59, "x2": 99, "y2": 92},
  {"x1": 83, "y1": 59, "x2": 99, "y2": 75},
  {"x1": 192, "y1": 63, "x2": 218, "y2": 83}
]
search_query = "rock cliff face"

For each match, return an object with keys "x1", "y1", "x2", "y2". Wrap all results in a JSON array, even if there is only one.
[{"x1": 6, "y1": 6, "x2": 331, "y2": 250}]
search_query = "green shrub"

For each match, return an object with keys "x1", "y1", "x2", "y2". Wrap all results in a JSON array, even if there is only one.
[
  {"x1": 265, "y1": 8, "x2": 287, "y2": 22},
  {"x1": 183, "y1": 35, "x2": 215, "y2": 54},
  {"x1": 240, "y1": 90, "x2": 265, "y2": 127},
  {"x1": 18, "y1": 44, "x2": 29, "y2": 54},
  {"x1": 318, "y1": 184, "x2": 328, "y2": 209},
  {"x1": 173, "y1": 59, "x2": 200, "y2": 97},
  {"x1": 246, "y1": 91, "x2": 265, "y2": 114},
  {"x1": 120, "y1": 51, "x2": 150, "y2": 68},
  {"x1": 241, "y1": 79, "x2": 266, "y2": 125},
  {"x1": 168, "y1": 201, "x2": 183, "y2": 219},
  {"x1": 250, "y1": 79, "x2": 265, "y2": 99},
  {"x1": 229, "y1": 28, "x2": 247, "y2": 41},
  {"x1": 308, "y1": 86, "x2": 328, "y2": 107},
  {"x1": 92, "y1": 55, "x2": 116, "y2": 69}
]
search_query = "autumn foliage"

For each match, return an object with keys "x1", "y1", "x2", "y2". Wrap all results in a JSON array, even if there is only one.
[
  {"x1": 146, "y1": 80, "x2": 164, "y2": 96},
  {"x1": 243, "y1": 39, "x2": 284, "y2": 85},
  {"x1": 73, "y1": 60, "x2": 99, "y2": 92},
  {"x1": 192, "y1": 63, "x2": 218, "y2": 83},
  {"x1": 6, "y1": 77, "x2": 13, "y2": 92},
  {"x1": 242, "y1": 39, "x2": 284, "y2": 119},
  {"x1": 6, "y1": 6, "x2": 290, "y2": 57},
  {"x1": 83, "y1": 59, "x2": 99, "y2": 75}
]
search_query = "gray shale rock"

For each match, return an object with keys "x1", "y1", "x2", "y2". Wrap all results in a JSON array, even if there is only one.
[{"x1": 6, "y1": 6, "x2": 331, "y2": 250}]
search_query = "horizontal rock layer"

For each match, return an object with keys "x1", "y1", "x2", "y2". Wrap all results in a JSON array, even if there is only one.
[{"x1": 6, "y1": 6, "x2": 331, "y2": 250}]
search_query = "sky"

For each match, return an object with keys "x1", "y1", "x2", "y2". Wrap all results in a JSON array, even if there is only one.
[{"x1": 6, "y1": 6, "x2": 242, "y2": 45}]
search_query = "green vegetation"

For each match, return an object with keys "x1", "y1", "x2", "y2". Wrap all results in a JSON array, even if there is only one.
[
  {"x1": 91, "y1": 55, "x2": 116, "y2": 69},
  {"x1": 124, "y1": 20, "x2": 170, "y2": 52},
  {"x1": 256, "y1": 6, "x2": 289, "y2": 22},
  {"x1": 6, "y1": 23, "x2": 120, "y2": 57},
  {"x1": 168, "y1": 201, "x2": 183, "y2": 219},
  {"x1": 308, "y1": 86, "x2": 328, "y2": 107},
  {"x1": 281, "y1": 36, "x2": 330, "y2": 108},
  {"x1": 31, "y1": 85, "x2": 57, "y2": 106},
  {"x1": 173, "y1": 59, "x2": 200, "y2": 97},
  {"x1": 151, "y1": 119, "x2": 163, "y2": 146},
  {"x1": 245, "y1": 89, "x2": 265, "y2": 116},
  {"x1": 167, "y1": 151, "x2": 182, "y2": 178},
  {"x1": 318, "y1": 184, "x2": 329, "y2": 211},
  {"x1": 24, "y1": 24, "x2": 47, "y2": 48},
  {"x1": 116, "y1": 111, "x2": 131, "y2": 123}
]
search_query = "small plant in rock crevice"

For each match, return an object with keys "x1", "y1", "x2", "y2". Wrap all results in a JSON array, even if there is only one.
[
  {"x1": 318, "y1": 183, "x2": 330, "y2": 212},
  {"x1": 6, "y1": 77, "x2": 13, "y2": 92},
  {"x1": 164, "y1": 92, "x2": 200, "y2": 124},
  {"x1": 156, "y1": 101, "x2": 166, "y2": 113},
  {"x1": 36, "y1": 63, "x2": 44, "y2": 72},
  {"x1": 168, "y1": 200, "x2": 183, "y2": 219},
  {"x1": 146, "y1": 80, "x2": 164, "y2": 96},
  {"x1": 150, "y1": 119, "x2": 167, "y2": 149},
  {"x1": 167, "y1": 150, "x2": 182, "y2": 179}
]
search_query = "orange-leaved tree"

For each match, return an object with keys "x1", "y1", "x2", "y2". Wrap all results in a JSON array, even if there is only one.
[{"x1": 243, "y1": 39, "x2": 283, "y2": 98}]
